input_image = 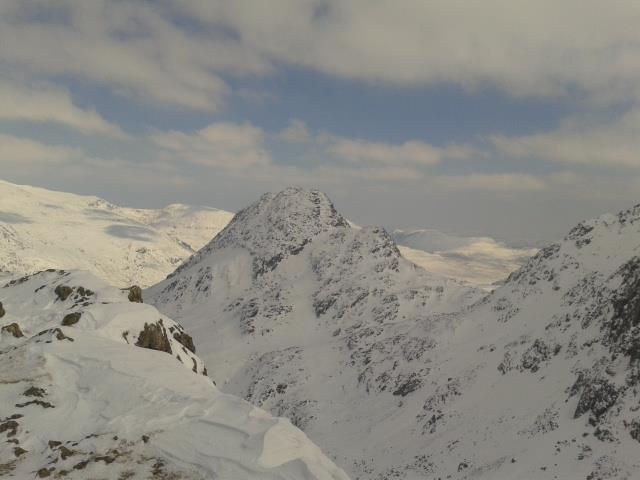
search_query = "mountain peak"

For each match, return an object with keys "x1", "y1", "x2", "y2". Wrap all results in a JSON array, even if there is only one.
[{"x1": 173, "y1": 187, "x2": 349, "y2": 278}]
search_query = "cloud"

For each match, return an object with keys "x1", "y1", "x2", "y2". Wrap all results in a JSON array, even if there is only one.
[
  {"x1": 177, "y1": 0, "x2": 640, "y2": 104},
  {"x1": 433, "y1": 173, "x2": 548, "y2": 192},
  {"x1": 277, "y1": 120, "x2": 475, "y2": 169},
  {"x1": 490, "y1": 108, "x2": 640, "y2": 169},
  {"x1": 0, "y1": 80, "x2": 125, "y2": 137},
  {"x1": 3, "y1": 1, "x2": 640, "y2": 111},
  {"x1": 279, "y1": 119, "x2": 312, "y2": 143},
  {"x1": 0, "y1": 134, "x2": 81, "y2": 167},
  {"x1": 325, "y1": 137, "x2": 444, "y2": 166},
  {"x1": 0, "y1": 1, "x2": 270, "y2": 110},
  {"x1": 151, "y1": 122, "x2": 271, "y2": 169}
]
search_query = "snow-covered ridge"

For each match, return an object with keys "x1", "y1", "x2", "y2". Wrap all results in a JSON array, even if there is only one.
[
  {"x1": 0, "y1": 179, "x2": 233, "y2": 287},
  {"x1": 0, "y1": 269, "x2": 350, "y2": 479}
]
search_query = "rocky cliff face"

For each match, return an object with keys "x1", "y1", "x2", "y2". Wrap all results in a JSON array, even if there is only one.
[{"x1": 0, "y1": 269, "x2": 350, "y2": 480}]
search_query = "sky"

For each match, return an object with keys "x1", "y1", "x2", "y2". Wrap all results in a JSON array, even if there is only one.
[{"x1": 1, "y1": 1, "x2": 640, "y2": 245}]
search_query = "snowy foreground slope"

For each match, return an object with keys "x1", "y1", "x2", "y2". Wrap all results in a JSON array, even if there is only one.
[
  {"x1": 149, "y1": 188, "x2": 640, "y2": 479},
  {"x1": 392, "y1": 230, "x2": 537, "y2": 290},
  {"x1": 0, "y1": 269, "x2": 349, "y2": 479},
  {"x1": 0, "y1": 179, "x2": 233, "y2": 287}
]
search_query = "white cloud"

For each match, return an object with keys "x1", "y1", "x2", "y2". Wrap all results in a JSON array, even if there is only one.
[
  {"x1": 0, "y1": 134, "x2": 81, "y2": 167},
  {"x1": 278, "y1": 120, "x2": 475, "y2": 169},
  {"x1": 0, "y1": 80, "x2": 125, "y2": 137},
  {"x1": 279, "y1": 119, "x2": 312, "y2": 143},
  {"x1": 325, "y1": 137, "x2": 443, "y2": 166},
  {"x1": 0, "y1": 1, "x2": 270, "y2": 110},
  {"x1": 490, "y1": 109, "x2": 640, "y2": 168},
  {"x1": 3, "y1": 1, "x2": 640, "y2": 110},
  {"x1": 151, "y1": 122, "x2": 270, "y2": 169},
  {"x1": 434, "y1": 173, "x2": 548, "y2": 192},
  {"x1": 177, "y1": 0, "x2": 640, "y2": 104}
]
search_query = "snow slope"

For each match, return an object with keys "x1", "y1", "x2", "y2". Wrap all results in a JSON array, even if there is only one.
[
  {"x1": 149, "y1": 188, "x2": 640, "y2": 479},
  {"x1": 0, "y1": 179, "x2": 233, "y2": 288},
  {"x1": 393, "y1": 229, "x2": 537, "y2": 290},
  {"x1": 0, "y1": 269, "x2": 349, "y2": 479},
  {"x1": 146, "y1": 187, "x2": 483, "y2": 478}
]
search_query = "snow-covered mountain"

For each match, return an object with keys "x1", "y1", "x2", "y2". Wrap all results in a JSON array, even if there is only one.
[
  {"x1": 146, "y1": 187, "x2": 483, "y2": 478},
  {"x1": 0, "y1": 179, "x2": 529, "y2": 291},
  {"x1": 392, "y1": 229, "x2": 537, "y2": 290},
  {"x1": 148, "y1": 188, "x2": 640, "y2": 479},
  {"x1": 0, "y1": 268, "x2": 349, "y2": 479},
  {"x1": 0, "y1": 179, "x2": 233, "y2": 288}
]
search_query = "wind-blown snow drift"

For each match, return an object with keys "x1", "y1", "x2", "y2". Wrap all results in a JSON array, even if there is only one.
[{"x1": 0, "y1": 269, "x2": 349, "y2": 480}]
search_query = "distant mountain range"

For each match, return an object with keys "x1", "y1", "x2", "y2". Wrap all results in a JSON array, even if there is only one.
[
  {"x1": 392, "y1": 229, "x2": 537, "y2": 290},
  {"x1": 0, "y1": 179, "x2": 532, "y2": 290}
]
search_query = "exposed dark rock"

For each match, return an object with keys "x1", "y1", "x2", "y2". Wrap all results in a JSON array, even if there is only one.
[
  {"x1": 0, "y1": 302, "x2": 4, "y2": 318},
  {"x1": 13, "y1": 447, "x2": 27, "y2": 457},
  {"x1": 58, "y1": 446, "x2": 75, "y2": 460},
  {"x1": 594, "y1": 426, "x2": 616, "y2": 442},
  {"x1": 629, "y1": 419, "x2": 640, "y2": 442},
  {"x1": 127, "y1": 285, "x2": 143, "y2": 303},
  {"x1": 73, "y1": 460, "x2": 89, "y2": 470},
  {"x1": 93, "y1": 455, "x2": 115, "y2": 464},
  {"x1": 37, "y1": 328, "x2": 74, "y2": 342},
  {"x1": 23, "y1": 387, "x2": 46, "y2": 397},
  {"x1": 0, "y1": 420, "x2": 19, "y2": 437},
  {"x1": 566, "y1": 222, "x2": 594, "y2": 248},
  {"x1": 393, "y1": 373, "x2": 423, "y2": 397},
  {"x1": 15, "y1": 399, "x2": 55, "y2": 408},
  {"x1": 1, "y1": 322, "x2": 23, "y2": 338},
  {"x1": 173, "y1": 330, "x2": 195, "y2": 353},
  {"x1": 54, "y1": 285, "x2": 73, "y2": 301},
  {"x1": 573, "y1": 378, "x2": 620, "y2": 420},
  {"x1": 521, "y1": 339, "x2": 560, "y2": 372},
  {"x1": 61, "y1": 312, "x2": 82, "y2": 326},
  {"x1": 37, "y1": 468, "x2": 51, "y2": 477},
  {"x1": 606, "y1": 258, "x2": 640, "y2": 360},
  {"x1": 135, "y1": 321, "x2": 172, "y2": 354}
]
